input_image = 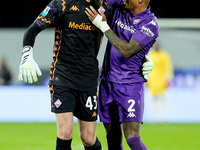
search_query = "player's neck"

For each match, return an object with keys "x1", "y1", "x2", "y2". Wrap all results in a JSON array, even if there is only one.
[{"x1": 131, "y1": 6, "x2": 147, "y2": 14}]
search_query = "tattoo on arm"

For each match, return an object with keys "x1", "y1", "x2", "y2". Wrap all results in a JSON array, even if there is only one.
[{"x1": 105, "y1": 29, "x2": 142, "y2": 58}]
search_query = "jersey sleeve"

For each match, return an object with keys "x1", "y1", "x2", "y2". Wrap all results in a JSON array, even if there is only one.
[
  {"x1": 133, "y1": 18, "x2": 159, "y2": 48},
  {"x1": 35, "y1": 0, "x2": 67, "y2": 29},
  {"x1": 23, "y1": 22, "x2": 43, "y2": 47}
]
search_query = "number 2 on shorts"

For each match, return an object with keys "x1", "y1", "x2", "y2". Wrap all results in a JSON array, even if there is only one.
[{"x1": 128, "y1": 99, "x2": 136, "y2": 112}]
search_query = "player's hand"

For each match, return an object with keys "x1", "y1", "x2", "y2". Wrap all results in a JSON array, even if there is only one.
[
  {"x1": 18, "y1": 46, "x2": 42, "y2": 84},
  {"x1": 142, "y1": 55, "x2": 153, "y2": 79},
  {"x1": 85, "y1": 6, "x2": 110, "y2": 33}
]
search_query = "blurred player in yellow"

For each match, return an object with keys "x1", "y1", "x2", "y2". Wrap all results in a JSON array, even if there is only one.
[{"x1": 147, "y1": 42, "x2": 174, "y2": 122}]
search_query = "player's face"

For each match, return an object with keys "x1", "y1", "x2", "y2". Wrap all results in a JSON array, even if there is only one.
[{"x1": 124, "y1": 0, "x2": 138, "y2": 11}]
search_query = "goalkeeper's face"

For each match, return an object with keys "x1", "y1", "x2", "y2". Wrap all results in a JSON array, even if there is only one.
[{"x1": 93, "y1": 0, "x2": 103, "y2": 6}]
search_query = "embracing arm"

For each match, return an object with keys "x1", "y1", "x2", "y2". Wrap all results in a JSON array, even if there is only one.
[
  {"x1": 104, "y1": 29, "x2": 142, "y2": 58},
  {"x1": 85, "y1": 6, "x2": 142, "y2": 58}
]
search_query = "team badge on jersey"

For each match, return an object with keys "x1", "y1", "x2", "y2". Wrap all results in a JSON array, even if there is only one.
[
  {"x1": 98, "y1": 6, "x2": 105, "y2": 13},
  {"x1": 54, "y1": 99, "x2": 62, "y2": 108},
  {"x1": 133, "y1": 19, "x2": 140, "y2": 24},
  {"x1": 41, "y1": 6, "x2": 50, "y2": 17}
]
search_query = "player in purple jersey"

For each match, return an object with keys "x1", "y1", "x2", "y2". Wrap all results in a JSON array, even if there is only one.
[{"x1": 85, "y1": 0, "x2": 159, "y2": 149}]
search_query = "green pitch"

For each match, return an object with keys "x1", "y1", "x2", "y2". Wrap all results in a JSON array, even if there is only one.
[{"x1": 0, "y1": 122, "x2": 200, "y2": 150}]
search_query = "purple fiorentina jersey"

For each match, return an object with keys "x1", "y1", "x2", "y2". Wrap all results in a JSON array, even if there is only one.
[{"x1": 100, "y1": 0, "x2": 159, "y2": 83}]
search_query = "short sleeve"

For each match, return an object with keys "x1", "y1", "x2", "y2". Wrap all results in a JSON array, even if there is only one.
[{"x1": 133, "y1": 19, "x2": 159, "y2": 48}]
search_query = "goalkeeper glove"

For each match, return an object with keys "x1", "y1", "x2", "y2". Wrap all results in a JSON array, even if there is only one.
[
  {"x1": 92, "y1": 14, "x2": 110, "y2": 33},
  {"x1": 18, "y1": 46, "x2": 42, "y2": 84},
  {"x1": 142, "y1": 55, "x2": 153, "y2": 79}
]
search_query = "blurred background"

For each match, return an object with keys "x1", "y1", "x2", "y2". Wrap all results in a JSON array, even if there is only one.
[{"x1": 0, "y1": 0, "x2": 200, "y2": 123}]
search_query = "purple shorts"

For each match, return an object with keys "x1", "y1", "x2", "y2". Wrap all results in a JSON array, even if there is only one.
[{"x1": 98, "y1": 79, "x2": 144, "y2": 123}]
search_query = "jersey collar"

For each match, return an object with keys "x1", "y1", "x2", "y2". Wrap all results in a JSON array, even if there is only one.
[{"x1": 133, "y1": 6, "x2": 151, "y2": 17}]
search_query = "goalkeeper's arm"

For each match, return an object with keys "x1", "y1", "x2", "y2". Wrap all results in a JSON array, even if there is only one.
[
  {"x1": 18, "y1": 22, "x2": 43, "y2": 84},
  {"x1": 23, "y1": 22, "x2": 42, "y2": 47}
]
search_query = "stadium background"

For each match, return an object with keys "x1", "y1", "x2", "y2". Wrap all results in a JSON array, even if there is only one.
[{"x1": 0, "y1": 0, "x2": 200, "y2": 149}]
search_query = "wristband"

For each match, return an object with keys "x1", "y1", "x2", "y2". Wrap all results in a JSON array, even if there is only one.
[{"x1": 92, "y1": 14, "x2": 110, "y2": 33}]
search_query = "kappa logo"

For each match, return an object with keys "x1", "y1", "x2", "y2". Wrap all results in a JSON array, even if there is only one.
[
  {"x1": 70, "y1": 5, "x2": 80, "y2": 11},
  {"x1": 149, "y1": 20, "x2": 157, "y2": 26},
  {"x1": 92, "y1": 111, "x2": 97, "y2": 117},
  {"x1": 127, "y1": 112, "x2": 136, "y2": 118}
]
